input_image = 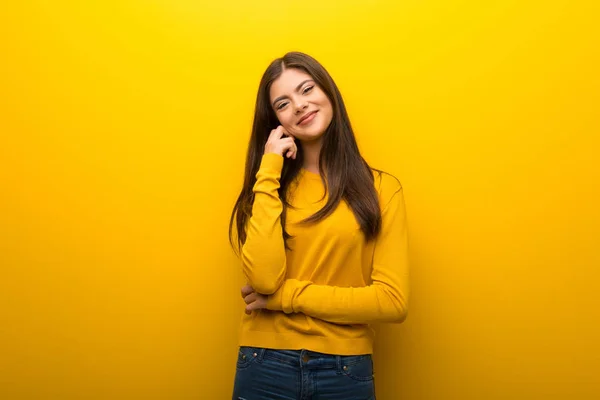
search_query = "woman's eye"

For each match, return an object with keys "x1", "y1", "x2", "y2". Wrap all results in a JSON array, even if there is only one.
[
  {"x1": 277, "y1": 102, "x2": 288, "y2": 110},
  {"x1": 303, "y1": 86, "x2": 314, "y2": 94}
]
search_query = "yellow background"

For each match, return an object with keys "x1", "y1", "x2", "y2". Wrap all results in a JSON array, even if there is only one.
[{"x1": 1, "y1": 1, "x2": 599, "y2": 398}]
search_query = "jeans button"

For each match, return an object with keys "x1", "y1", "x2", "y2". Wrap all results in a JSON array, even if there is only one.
[{"x1": 302, "y1": 354, "x2": 310, "y2": 363}]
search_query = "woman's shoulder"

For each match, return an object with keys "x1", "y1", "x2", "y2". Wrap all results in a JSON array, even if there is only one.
[{"x1": 370, "y1": 168, "x2": 403, "y2": 204}]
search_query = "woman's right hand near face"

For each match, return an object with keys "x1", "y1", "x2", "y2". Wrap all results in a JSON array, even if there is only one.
[{"x1": 264, "y1": 126, "x2": 297, "y2": 159}]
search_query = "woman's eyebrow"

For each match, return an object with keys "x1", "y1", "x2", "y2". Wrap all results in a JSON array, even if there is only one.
[{"x1": 272, "y1": 80, "x2": 314, "y2": 107}]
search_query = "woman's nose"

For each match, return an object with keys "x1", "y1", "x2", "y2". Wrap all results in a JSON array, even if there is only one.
[{"x1": 294, "y1": 100, "x2": 308, "y2": 113}]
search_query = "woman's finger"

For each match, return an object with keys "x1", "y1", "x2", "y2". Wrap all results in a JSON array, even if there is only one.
[
  {"x1": 241, "y1": 284, "x2": 254, "y2": 298},
  {"x1": 269, "y1": 125, "x2": 286, "y2": 140},
  {"x1": 244, "y1": 293, "x2": 257, "y2": 305},
  {"x1": 281, "y1": 137, "x2": 295, "y2": 147}
]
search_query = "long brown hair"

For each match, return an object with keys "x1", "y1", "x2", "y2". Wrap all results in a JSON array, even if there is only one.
[{"x1": 229, "y1": 51, "x2": 381, "y2": 251}]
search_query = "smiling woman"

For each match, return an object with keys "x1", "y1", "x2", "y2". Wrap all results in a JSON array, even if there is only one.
[
  {"x1": 228, "y1": 52, "x2": 410, "y2": 399},
  {"x1": 270, "y1": 69, "x2": 334, "y2": 144}
]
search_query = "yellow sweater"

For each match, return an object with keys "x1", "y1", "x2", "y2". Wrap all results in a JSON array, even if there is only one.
[{"x1": 237, "y1": 153, "x2": 409, "y2": 355}]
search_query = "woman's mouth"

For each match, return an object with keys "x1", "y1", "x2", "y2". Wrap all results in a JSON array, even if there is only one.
[{"x1": 297, "y1": 111, "x2": 318, "y2": 126}]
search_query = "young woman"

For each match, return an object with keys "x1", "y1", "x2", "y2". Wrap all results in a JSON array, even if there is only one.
[{"x1": 229, "y1": 51, "x2": 410, "y2": 400}]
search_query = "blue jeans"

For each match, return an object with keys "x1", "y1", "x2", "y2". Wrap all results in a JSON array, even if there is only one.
[{"x1": 232, "y1": 346, "x2": 376, "y2": 400}]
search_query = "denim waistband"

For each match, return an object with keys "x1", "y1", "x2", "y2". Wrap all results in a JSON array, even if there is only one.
[{"x1": 241, "y1": 346, "x2": 371, "y2": 370}]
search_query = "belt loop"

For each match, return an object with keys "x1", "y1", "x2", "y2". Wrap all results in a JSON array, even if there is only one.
[
  {"x1": 336, "y1": 355, "x2": 343, "y2": 373},
  {"x1": 257, "y1": 347, "x2": 266, "y2": 362}
]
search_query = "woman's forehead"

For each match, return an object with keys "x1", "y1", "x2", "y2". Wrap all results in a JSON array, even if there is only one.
[{"x1": 270, "y1": 69, "x2": 314, "y2": 96}]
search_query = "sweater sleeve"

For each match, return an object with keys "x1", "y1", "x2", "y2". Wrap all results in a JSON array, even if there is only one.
[
  {"x1": 266, "y1": 184, "x2": 409, "y2": 324},
  {"x1": 240, "y1": 153, "x2": 287, "y2": 295}
]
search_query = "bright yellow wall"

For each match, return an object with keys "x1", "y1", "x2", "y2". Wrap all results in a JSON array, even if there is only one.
[{"x1": 1, "y1": 1, "x2": 598, "y2": 399}]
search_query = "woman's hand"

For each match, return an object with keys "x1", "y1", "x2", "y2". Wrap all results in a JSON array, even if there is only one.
[
  {"x1": 241, "y1": 284, "x2": 268, "y2": 314},
  {"x1": 264, "y1": 126, "x2": 297, "y2": 159}
]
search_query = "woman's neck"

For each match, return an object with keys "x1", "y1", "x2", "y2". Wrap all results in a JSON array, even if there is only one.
[{"x1": 301, "y1": 137, "x2": 323, "y2": 174}]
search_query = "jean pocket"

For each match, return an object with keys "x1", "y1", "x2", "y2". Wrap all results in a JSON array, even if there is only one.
[
  {"x1": 236, "y1": 346, "x2": 260, "y2": 370},
  {"x1": 340, "y1": 355, "x2": 374, "y2": 381}
]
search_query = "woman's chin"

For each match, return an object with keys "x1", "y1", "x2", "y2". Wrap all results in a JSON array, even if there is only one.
[{"x1": 292, "y1": 129, "x2": 326, "y2": 143}]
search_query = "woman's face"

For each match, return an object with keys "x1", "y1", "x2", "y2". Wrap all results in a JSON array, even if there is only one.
[{"x1": 269, "y1": 68, "x2": 333, "y2": 142}]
